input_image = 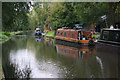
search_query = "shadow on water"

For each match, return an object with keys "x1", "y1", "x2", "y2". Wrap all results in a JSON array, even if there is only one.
[{"x1": 2, "y1": 35, "x2": 120, "y2": 78}]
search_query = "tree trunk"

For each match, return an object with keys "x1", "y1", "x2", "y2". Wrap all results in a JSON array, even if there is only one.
[{"x1": 109, "y1": 3, "x2": 118, "y2": 26}]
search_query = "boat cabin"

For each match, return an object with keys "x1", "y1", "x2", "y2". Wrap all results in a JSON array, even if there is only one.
[
  {"x1": 35, "y1": 28, "x2": 41, "y2": 36},
  {"x1": 56, "y1": 28, "x2": 92, "y2": 41},
  {"x1": 98, "y1": 28, "x2": 120, "y2": 45}
]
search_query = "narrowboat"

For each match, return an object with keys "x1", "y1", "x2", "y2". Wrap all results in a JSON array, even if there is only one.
[
  {"x1": 35, "y1": 28, "x2": 42, "y2": 36},
  {"x1": 96, "y1": 28, "x2": 120, "y2": 46},
  {"x1": 55, "y1": 27, "x2": 95, "y2": 46}
]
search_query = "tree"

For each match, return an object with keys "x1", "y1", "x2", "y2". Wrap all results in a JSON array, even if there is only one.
[
  {"x1": 2, "y1": 2, "x2": 30, "y2": 31},
  {"x1": 28, "y1": 2, "x2": 120, "y2": 31}
]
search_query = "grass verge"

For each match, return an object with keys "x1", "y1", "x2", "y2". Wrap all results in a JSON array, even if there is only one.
[
  {"x1": 0, "y1": 61, "x2": 4, "y2": 79},
  {"x1": 92, "y1": 34, "x2": 100, "y2": 39},
  {"x1": 0, "y1": 31, "x2": 23, "y2": 44},
  {"x1": 45, "y1": 30, "x2": 55, "y2": 38}
]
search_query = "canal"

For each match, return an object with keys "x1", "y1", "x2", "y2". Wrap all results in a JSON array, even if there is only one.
[{"x1": 2, "y1": 35, "x2": 120, "y2": 78}]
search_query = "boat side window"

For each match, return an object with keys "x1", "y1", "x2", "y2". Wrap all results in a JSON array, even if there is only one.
[
  {"x1": 57, "y1": 32, "x2": 59, "y2": 36},
  {"x1": 64, "y1": 50, "x2": 67, "y2": 54},
  {"x1": 61, "y1": 32, "x2": 63, "y2": 36},
  {"x1": 102, "y1": 31, "x2": 109, "y2": 40},
  {"x1": 64, "y1": 32, "x2": 66, "y2": 36},
  {"x1": 68, "y1": 33, "x2": 70, "y2": 36},
  {"x1": 108, "y1": 31, "x2": 120, "y2": 42},
  {"x1": 72, "y1": 34, "x2": 74, "y2": 37}
]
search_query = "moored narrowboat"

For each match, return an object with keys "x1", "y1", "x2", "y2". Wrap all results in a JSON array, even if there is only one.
[
  {"x1": 96, "y1": 28, "x2": 120, "y2": 46},
  {"x1": 55, "y1": 28, "x2": 95, "y2": 46},
  {"x1": 35, "y1": 28, "x2": 42, "y2": 36}
]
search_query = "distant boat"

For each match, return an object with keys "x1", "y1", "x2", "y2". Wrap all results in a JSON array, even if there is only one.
[
  {"x1": 35, "y1": 28, "x2": 42, "y2": 36},
  {"x1": 96, "y1": 28, "x2": 120, "y2": 46},
  {"x1": 55, "y1": 27, "x2": 95, "y2": 46}
]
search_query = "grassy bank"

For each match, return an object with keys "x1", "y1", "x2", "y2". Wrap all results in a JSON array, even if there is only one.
[
  {"x1": 0, "y1": 31, "x2": 23, "y2": 44},
  {"x1": 92, "y1": 34, "x2": 100, "y2": 39},
  {"x1": 45, "y1": 30, "x2": 55, "y2": 38}
]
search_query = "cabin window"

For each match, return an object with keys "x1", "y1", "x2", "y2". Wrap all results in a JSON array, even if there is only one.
[
  {"x1": 61, "y1": 32, "x2": 63, "y2": 35},
  {"x1": 72, "y1": 34, "x2": 74, "y2": 37},
  {"x1": 65, "y1": 50, "x2": 67, "y2": 54},
  {"x1": 64, "y1": 32, "x2": 66, "y2": 36},
  {"x1": 57, "y1": 32, "x2": 59, "y2": 36},
  {"x1": 68, "y1": 33, "x2": 70, "y2": 36},
  {"x1": 108, "y1": 31, "x2": 120, "y2": 42},
  {"x1": 102, "y1": 31, "x2": 109, "y2": 40}
]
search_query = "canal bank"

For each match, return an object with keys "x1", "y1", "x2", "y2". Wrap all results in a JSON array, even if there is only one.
[
  {"x1": 0, "y1": 61, "x2": 4, "y2": 79},
  {"x1": 0, "y1": 31, "x2": 32, "y2": 44},
  {"x1": 0, "y1": 31, "x2": 23, "y2": 44}
]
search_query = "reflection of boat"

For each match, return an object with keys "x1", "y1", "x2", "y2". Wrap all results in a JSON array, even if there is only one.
[
  {"x1": 35, "y1": 36, "x2": 41, "y2": 42},
  {"x1": 55, "y1": 28, "x2": 95, "y2": 46},
  {"x1": 44, "y1": 38, "x2": 54, "y2": 46},
  {"x1": 35, "y1": 28, "x2": 42, "y2": 36},
  {"x1": 55, "y1": 44, "x2": 96, "y2": 59},
  {"x1": 96, "y1": 28, "x2": 120, "y2": 46}
]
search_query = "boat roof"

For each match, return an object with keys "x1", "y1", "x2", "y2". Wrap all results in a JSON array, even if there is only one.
[
  {"x1": 36, "y1": 28, "x2": 40, "y2": 30},
  {"x1": 57, "y1": 28, "x2": 85, "y2": 31},
  {"x1": 102, "y1": 28, "x2": 120, "y2": 31}
]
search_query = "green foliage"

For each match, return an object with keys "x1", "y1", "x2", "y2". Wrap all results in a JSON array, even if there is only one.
[
  {"x1": 2, "y1": 32, "x2": 11, "y2": 37},
  {"x1": 2, "y1": 2, "x2": 30, "y2": 31},
  {"x1": 4, "y1": 2, "x2": 118, "y2": 32},
  {"x1": 0, "y1": 34, "x2": 8, "y2": 40},
  {"x1": 29, "y1": 2, "x2": 119, "y2": 30},
  {"x1": 92, "y1": 34, "x2": 100, "y2": 39},
  {"x1": 0, "y1": 31, "x2": 23, "y2": 44}
]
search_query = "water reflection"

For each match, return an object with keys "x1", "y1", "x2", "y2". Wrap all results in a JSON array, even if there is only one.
[
  {"x1": 55, "y1": 44, "x2": 104, "y2": 78},
  {"x1": 96, "y1": 45, "x2": 120, "y2": 78},
  {"x1": 9, "y1": 49, "x2": 61, "y2": 78},
  {"x1": 56, "y1": 44, "x2": 96, "y2": 60},
  {"x1": 2, "y1": 36, "x2": 120, "y2": 78},
  {"x1": 44, "y1": 37, "x2": 54, "y2": 46},
  {"x1": 35, "y1": 36, "x2": 41, "y2": 42}
]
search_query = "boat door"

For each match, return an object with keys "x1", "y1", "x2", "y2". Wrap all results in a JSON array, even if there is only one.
[{"x1": 78, "y1": 31, "x2": 81, "y2": 40}]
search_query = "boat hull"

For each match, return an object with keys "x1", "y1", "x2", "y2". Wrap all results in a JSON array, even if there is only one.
[
  {"x1": 55, "y1": 39, "x2": 95, "y2": 48},
  {"x1": 55, "y1": 36, "x2": 95, "y2": 46}
]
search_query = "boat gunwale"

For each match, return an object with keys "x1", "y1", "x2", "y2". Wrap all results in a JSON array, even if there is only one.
[{"x1": 101, "y1": 28, "x2": 120, "y2": 31}]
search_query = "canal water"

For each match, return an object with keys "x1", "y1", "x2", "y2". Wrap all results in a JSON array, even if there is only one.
[{"x1": 2, "y1": 35, "x2": 120, "y2": 78}]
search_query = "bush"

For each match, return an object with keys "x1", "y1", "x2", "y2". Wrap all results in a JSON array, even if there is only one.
[
  {"x1": 0, "y1": 34, "x2": 8, "y2": 39},
  {"x1": 2, "y1": 32, "x2": 11, "y2": 37}
]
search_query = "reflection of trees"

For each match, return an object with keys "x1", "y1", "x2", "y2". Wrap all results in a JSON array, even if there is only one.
[
  {"x1": 26, "y1": 37, "x2": 103, "y2": 78},
  {"x1": 2, "y1": 36, "x2": 29, "y2": 78},
  {"x1": 26, "y1": 37, "x2": 57, "y2": 61},
  {"x1": 13, "y1": 63, "x2": 31, "y2": 78},
  {"x1": 2, "y1": 36, "x2": 104, "y2": 78},
  {"x1": 3, "y1": 61, "x2": 31, "y2": 78}
]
